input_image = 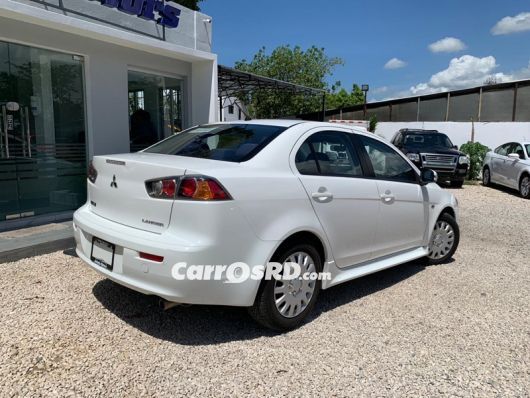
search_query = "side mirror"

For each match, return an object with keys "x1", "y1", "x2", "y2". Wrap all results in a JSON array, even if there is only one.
[
  {"x1": 452, "y1": 145, "x2": 458, "y2": 150},
  {"x1": 508, "y1": 153, "x2": 521, "y2": 160},
  {"x1": 420, "y1": 168, "x2": 438, "y2": 185}
]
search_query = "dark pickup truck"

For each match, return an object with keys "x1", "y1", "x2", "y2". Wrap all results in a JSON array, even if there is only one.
[{"x1": 391, "y1": 129, "x2": 469, "y2": 187}]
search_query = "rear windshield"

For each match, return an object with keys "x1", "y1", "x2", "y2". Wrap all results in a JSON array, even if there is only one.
[
  {"x1": 143, "y1": 124, "x2": 287, "y2": 162},
  {"x1": 403, "y1": 133, "x2": 453, "y2": 148}
]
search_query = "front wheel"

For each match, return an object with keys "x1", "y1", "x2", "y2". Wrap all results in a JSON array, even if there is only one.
[
  {"x1": 428, "y1": 213, "x2": 460, "y2": 265},
  {"x1": 520, "y1": 174, "x2": 530, "y2": 199},
  {"x1": 249, "y1": 244, "x2": 322, "y2": 331}
]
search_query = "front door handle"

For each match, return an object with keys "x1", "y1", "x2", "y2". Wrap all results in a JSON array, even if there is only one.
[
  {"x1": 380, "y1": 191, "x2": 395, "y2": 205},
  {"x1": 311, "y1": 191, "x2": 333, "y2": 203}
]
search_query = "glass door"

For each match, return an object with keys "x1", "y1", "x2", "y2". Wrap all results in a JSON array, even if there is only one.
[
  {"x1": 0, "y1": 41, "x2": 87, "y2": 221},
  {"x1": 128, "y1": 70, "x2": 183, "y2": 152}
]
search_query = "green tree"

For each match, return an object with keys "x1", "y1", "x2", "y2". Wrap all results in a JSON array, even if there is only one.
[
  {"x1": 175, "y1": 0, "x2": 202, "y2": 11},
  {"x1": 235, "y1": 45, "x2": 343, "y2": 118},
  {"x1": 326, "y1": 81, "x2": 365, "y2": 110},
  {"x1": 460, "y1": 141, "x2": 490, "y2": 180}
]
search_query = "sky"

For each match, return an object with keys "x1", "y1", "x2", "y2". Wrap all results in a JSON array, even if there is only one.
[{"x1": 200, "y1": 0, "x2": 530, "y2": 101}]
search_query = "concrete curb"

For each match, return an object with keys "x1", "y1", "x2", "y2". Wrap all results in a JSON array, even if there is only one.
[{"x1": 0, "y1": 237, "x2": 76, "y2": 264}]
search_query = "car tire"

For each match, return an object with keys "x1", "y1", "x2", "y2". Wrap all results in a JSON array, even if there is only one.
[
  {"x1": 450, "y1": 180, "x2": 464, "y2": 188},
  {"x1": 483, "y1": 167, "x2": 491, "y2": 187},
  {"x1": 520, "y1": 174, "x2": 530, "y2": 199},
  {"x1": 427, "y1": 213, "x2": 460, "y2": 265},
  {"x1": 248, "y1": 244, "x2": 322, "y2": 331}
]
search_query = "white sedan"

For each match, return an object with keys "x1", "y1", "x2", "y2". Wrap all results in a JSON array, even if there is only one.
[
  {"x1": 74, "y1": 120, "x2": 460, "y2": 330},
  {"x1": 482, "y1": 142, "x2": 530, "y2": 199}
]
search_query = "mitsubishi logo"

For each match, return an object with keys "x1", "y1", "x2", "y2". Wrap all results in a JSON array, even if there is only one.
[{"x1": 110, "y1": 175, "x2": 118, "y2": 189}]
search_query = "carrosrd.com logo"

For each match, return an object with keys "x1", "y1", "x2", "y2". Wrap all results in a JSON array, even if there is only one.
[{"x1": 171, "y1": 262, "x2": 331, "y2": 284}]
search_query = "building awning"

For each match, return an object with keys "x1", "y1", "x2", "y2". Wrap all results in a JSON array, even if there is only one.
[{"x1": 218, "y1": 65, "x2": 327, "y2": 120}]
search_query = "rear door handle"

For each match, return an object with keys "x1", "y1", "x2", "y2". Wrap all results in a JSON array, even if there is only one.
[{"x1": 311, "y1": 192, "x2": 333, "y2": 203}]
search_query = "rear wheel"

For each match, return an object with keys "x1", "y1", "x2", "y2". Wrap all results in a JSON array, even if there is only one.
[
  {"x1": 428, "y1": 213, "x2": 460, "y2": 265},
  {"x1": 249, "y1": 244, "x2": 322, "y2": 331},
  {"x1": 483, "y1": 167, "x2": 491, "y2": 187},
  {"x1": 520, "y1": 174, "x2": 530, "y2": 199}
]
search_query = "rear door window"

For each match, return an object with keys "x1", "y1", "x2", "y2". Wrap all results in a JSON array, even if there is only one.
[{"x1": 144, "y1": 124, "x2": 287, "y2": 162}]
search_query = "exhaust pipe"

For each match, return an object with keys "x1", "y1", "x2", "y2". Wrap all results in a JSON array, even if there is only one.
[{"x1": 159, "y1": 299, "x2": 181, "y2": 311}]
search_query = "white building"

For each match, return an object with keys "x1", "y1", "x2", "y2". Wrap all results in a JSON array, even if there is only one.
[
  {"x1": 221, "y1": 97, "x2": 247, "y2": 122},
  {"x1": 0, "y1": 0, "x2": 218, "y2": 224}
]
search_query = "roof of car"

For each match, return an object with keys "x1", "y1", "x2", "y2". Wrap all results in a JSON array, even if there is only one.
[
  {"x1": 217, "y1": 119, "x2": 303, "y2": 128},
  {"x1": 399, "y1": 129, "x2": 442, "y2": 134}
]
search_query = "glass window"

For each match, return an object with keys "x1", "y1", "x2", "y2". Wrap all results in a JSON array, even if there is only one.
[
  {"x1": 360, "y1": 136, "x2": 418, "y2": 182},
  {"x1": 0, "y1": 41, "x2": 87, "y2": 220},
  {"x1": 296, "y1": 131, "x2": 363, "y2": 177},
  {"x1": 128, "y1": 71, "x2": 183, "y2": 152},
  {"x1": 144, "y1": 124, "x2": 286, "y2": 162},
  {"x1": 508, "y1": 143, "x2": 525, "y2": 159},
  {"x1": 495, "y1": 144, "x2": 509, "y2": 156},
  {"x1": 402, "y1": 132, "x2": 454, "y2": 148},
  {"x1": 295, "y1": 142, "x2": 319, "y2": 175},
  {"x1": 525, "y1": 144, "x2": 530, "y2": 158}
]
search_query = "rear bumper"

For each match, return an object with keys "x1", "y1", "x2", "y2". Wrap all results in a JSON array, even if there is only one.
[{"x1": 73, "y1": 204, "x2": 276, "y2": 306}]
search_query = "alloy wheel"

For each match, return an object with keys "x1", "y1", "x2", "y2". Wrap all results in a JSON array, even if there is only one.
[
  {"x1": 428, "y1": 220, "x2": 456, "y2": 261},
  {"x1": 274, "y1": 251, "x2": 317, "y2": 319}
]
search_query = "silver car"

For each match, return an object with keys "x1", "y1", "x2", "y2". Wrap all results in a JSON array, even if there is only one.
[{"x1": 483, "y1": 142, "x2": 530, "y2": 199}]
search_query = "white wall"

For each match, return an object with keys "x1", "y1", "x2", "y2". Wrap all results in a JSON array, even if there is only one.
[
  {"x1": 221, "y1": 97, "x2": 246, "y2": 122},
  {"x1": 375, "y1": 122, "x2": 530, "y2": 149}
]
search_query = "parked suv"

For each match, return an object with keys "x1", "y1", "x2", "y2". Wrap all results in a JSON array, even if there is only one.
[{"x1": 391, "y1": 129, "x2": 469, "y2": 188}]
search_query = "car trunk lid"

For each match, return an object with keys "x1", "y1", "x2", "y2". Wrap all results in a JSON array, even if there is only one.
[{"x1": 88, "y1": 153, "x2": 237, "y2": 233}]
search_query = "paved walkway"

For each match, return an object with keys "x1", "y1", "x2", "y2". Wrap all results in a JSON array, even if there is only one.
[{"x1": 0, "y1": 221, "x2": 74, "y2": 263}]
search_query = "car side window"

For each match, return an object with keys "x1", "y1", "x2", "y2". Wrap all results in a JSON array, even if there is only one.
[
  {"x1": 295, "y1": 131, "x2": 363, "y2": 177},
  {"x1": 511, "y1": 143, "x2": 525, "y2": 159},
  {"x1": 497, "y1": 144, "x2": 511, "y2": 156},
  {"x1": 359, "y1": 135, "x2": 418, "y2": 183}
]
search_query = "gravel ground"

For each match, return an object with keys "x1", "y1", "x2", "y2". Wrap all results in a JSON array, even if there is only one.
[{"x1": 0, "y1": 185, "x2": 529, "y2": 397}]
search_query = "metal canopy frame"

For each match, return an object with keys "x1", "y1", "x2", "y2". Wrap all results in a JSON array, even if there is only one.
[{"x1": 218, "y1": 65, "x2": 327, "y2": 121}]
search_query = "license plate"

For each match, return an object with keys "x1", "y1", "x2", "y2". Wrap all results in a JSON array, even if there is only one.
[{"x1": 91, "y1": 237, "x2": 115, "y2": 271}]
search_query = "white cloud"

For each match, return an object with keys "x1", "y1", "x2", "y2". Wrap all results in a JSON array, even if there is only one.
[
  {"x1": 492, "y1": 12, "x2": 530, "y2": 35},
  {"x1": 428, "y1": 37, "x2": 467, "y2": 53},
  {"x1": 409, "y1": 55, "x2": 530, "y2": 95},
  {"x1": 384, "y1": 58, "x2": 407, "y2": 70}
]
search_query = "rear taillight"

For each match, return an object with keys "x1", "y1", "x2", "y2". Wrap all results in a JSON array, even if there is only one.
[
  {"x1": 145, "y1": 176, "x2": 231, "y2": 201},
  {"x1": 88, "y1": 161, "x2": 98, "y2": 184},
  {"x1": 146, "y1": 178, "x2": 177, "y2": 199},
  {"x1": 178, "y1": 176, "x2": 231, "y2": 201}
]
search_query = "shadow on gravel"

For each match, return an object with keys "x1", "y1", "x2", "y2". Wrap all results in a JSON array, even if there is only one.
[
  {"x1": 92, "y1": 260, "x2": 428, "y2": 346},
  {"x1": 484, "y1": 182, "x2": 523, "y2": 198}
]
